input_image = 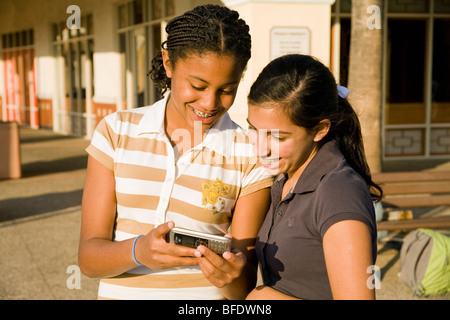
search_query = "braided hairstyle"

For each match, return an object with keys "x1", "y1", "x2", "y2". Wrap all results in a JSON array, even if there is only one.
[{"x1": 148, "y1": 4, "x2": 251, "y2": 97}]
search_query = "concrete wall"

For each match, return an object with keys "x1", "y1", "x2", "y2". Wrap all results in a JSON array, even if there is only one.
[
  {"x1": 0, "y1": 0, "x2": 334, "y2": 132},
  {"x1": 223, "y1": 0, "x2": 334, "y2": 127}
]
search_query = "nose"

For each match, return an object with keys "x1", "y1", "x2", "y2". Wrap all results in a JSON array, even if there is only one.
[
  {"x1": 197, "y1": 90, "x2": 221, "y2": 112},
  {"x1": 249, "y1": 129, "x2": 271, "y2": 158}
]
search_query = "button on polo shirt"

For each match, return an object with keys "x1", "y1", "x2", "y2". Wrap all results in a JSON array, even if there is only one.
[{"x1": 255, "y1": 140, "x2": 377, "y2": 300}]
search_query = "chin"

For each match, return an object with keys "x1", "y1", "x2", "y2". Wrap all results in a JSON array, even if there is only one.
[{"x1": 262, "y1": 166, "x2": 282, "y2": 176}]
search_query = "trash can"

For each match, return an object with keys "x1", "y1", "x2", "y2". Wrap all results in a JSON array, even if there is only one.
[{"x1": 0, "y1": 121, "x2": 21, "y2": 179}]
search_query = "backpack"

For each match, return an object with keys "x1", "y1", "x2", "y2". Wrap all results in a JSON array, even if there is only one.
[{"x1": 398, "y1": 228, "x2": 450, "y2": 296}]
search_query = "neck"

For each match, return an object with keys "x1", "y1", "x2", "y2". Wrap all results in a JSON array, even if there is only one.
[
  {"x1": 164, "y1": 104, "x2": 207, "y2": 154},
  {"x1": 286, "y1": 145, "x2": 320, "y2": 186}
]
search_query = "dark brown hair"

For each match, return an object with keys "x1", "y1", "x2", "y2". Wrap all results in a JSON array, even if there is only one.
[{"x1": 248, "y1": 54, "x2": 382, "y2": 201}]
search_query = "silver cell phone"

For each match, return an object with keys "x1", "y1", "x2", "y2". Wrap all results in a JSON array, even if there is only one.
[{"x1": 167, "y1": 227, "x2": 231, "y2": 255}]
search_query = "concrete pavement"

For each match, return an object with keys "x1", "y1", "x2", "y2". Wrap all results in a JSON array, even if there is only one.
[
  {"x1": 0, "y1": 126, "x2": 449, "y2": 300},
  {"x1": 0, "y1": 127, "x2": 98, "y2": 299}
]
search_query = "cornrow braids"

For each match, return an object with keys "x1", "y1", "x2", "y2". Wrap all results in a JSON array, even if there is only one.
[{"x1": 148, "y1": 4, "x2": 251, "y2": 97}]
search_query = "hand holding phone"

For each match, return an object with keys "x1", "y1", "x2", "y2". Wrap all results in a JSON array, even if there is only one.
[
  {"x1": 134, "y1": 222, "x2": 198, "y2": 269},
  {"x1": 167, "y1": 227, "x2": 231, "y2": 255},
  {"x1": 194, "y1": 235, "x2": 247, "y2": 290},
  {"x1": 167, "y1": 226, "x2": 245, "y2": 290}
]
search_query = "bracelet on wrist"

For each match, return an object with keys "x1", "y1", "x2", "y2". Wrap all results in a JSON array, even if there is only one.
[{"x1": 132, "y1": 235, "x2": 144, "y2": 267}]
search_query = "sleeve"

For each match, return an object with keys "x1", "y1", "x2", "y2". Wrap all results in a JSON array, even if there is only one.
[
  {"x1": 85, "y1": 113, "x2": 118, "y2": 171},
  {"x1": 314, "y1": 169, "x2": 376, "y2": 238},
  {"x1": 239, "y1": 157, "x2": 274, "y2": 197}
]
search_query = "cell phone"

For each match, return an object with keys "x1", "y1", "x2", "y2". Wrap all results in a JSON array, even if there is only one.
[{"x1": 167, "y1": 227, "x2": 231, "y2": 255}]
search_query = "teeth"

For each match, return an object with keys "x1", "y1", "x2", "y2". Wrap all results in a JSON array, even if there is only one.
[
  {"x1": 261, "y1": 158, "x2": 279, "y2": 164},
  {"x1": 193, "y1": 108, "x2": 213, "y2": 118}
]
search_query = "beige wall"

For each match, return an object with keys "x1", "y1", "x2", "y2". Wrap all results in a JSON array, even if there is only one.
[
  {"x1": 0, "y1": 0, "x2": 334, "y2": 133},
  {"x1": 223, "y1": 0, "x2": 334, "y2": 128}
]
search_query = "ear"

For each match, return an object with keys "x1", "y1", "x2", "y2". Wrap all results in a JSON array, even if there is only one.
[
  {"x1": 162, "y1": 49, "x2": 173, "y2": 78},
  {"x1": 313, "y1": 119, "x2": 331, "y2": 142}
]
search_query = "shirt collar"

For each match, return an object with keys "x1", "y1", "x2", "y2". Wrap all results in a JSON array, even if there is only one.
[
  {"x1": 136, "y1": 93, "x2": 169, "y2": 134},
  {"x1": 292, "y1": 140, "x2": 344, "y2": 194},
  {"x1": 202, "y1": 112, "x2": 239, "y2": 158},
  {"x1": 136, "y1": 93, "x2": 238, "y2": 158}
]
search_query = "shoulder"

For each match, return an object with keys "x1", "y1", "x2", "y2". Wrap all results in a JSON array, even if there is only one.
[
  {"x1": 318, "y1": 160, "x2": 369, "y2": 199},
  {"x1": 314, "y1": 159, "x2": 375, "y2": 231},
  {"x1": 106, "y1": 105, "x2": 154, "y2": 125},
  {"x1": 101, "y1": 100, "x2": 164, "y2": 134}
]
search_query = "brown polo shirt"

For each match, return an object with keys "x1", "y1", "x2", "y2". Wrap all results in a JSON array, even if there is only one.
[{"x1": 255, "y1": 140, "x2": 377, "y2": 300}]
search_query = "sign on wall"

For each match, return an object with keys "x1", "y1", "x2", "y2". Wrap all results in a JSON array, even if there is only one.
[{"x1": 270, "y1": 27, "x2": 311, "y2": 60}]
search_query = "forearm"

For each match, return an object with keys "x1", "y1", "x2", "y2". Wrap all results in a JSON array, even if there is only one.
[
  {"x1": 220, "y1": 262, "x2": 257, "y2": 300},
  {"x1": 78, "y1": 237, "x2": 138, "y2": 278},
  {"x1": 221, "y1": 188, "x2": 271, "y2": 299}
]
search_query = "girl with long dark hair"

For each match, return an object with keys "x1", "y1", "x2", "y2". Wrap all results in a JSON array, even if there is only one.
[{"x1": 246, "y1": 54, "x2": 382, "y2": 300}]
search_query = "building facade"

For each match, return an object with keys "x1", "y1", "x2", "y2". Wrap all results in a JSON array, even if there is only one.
[{"x1": 1, "y1": 0, "x2": 449, "y2": 169}]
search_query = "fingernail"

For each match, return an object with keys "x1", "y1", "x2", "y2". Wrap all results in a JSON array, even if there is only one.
[
  {"x1": 223, "y1": 252, "x2": 231, "y2": 260},
  {"x1": 197, "y1": 246, "x2": 205, "y2": 254}
]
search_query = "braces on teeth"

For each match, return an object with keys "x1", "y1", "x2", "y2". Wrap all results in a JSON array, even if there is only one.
[{"x1": 193, "y1": 109, "x2": 213, "y2": 118}]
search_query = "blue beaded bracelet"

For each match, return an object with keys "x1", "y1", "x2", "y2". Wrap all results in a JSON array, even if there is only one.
[{"x1": 132, "y1": 235, "x2": 144, "y2": 266}]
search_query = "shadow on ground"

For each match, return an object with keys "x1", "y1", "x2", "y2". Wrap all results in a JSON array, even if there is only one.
[
  {"x1": 20, "y1": 155, "x2": 88, "y2": 177},
  {"x1": 0, "y1": 189, "x2": 83, "y2": 222}
]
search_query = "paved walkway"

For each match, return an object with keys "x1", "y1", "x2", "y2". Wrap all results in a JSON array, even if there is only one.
[
  {"x1": 0, "y1": 127, "x2": 98, "y2": 299},
  {"x1": 0, "y1": 126, "x2": 449, "y2": 300}
]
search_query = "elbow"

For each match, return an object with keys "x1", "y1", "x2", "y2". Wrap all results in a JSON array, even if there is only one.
[
  {"x1": 78, "y1": 262, "x2": 97, "y2": 279},
  {"x1": 77, "y1": 258, "x2": 93, "y2": 279},
  {"x1": 77, "y1": 247, "x2": 99, "y2": 279}
]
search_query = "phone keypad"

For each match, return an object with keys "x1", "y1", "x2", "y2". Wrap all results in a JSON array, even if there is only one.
[{"x1": 209, "y1": 240, "x2": 230, "y2": 255}]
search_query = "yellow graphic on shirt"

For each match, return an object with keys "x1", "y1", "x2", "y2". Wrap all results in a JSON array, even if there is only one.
[{"x1": 201, "y1": 178, "x2": 231, "y2": 214}]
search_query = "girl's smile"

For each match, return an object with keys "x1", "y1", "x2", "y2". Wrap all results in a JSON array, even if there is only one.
[
  {"x1": 163, "y1": 50, "x2": 243, "y2": 136},
  {"x1": 247, "y1": 104, "x2": 328, "y2": 180}
]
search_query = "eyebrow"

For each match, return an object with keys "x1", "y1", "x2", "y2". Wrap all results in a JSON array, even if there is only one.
[
  {"x1": 188, "y1": 75, "x2": 239, "y2": 86},
  {"x1": 246, "y1": 118, "x2": 291, "y2": 135}
]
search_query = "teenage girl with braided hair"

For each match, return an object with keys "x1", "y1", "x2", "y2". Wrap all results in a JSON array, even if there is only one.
[
  {"x1": 79, "y1": 5, "x2": 272, "y2": 300},
  {"x1": 245, "y1": 54, "x2": 382, "y2": 300}
]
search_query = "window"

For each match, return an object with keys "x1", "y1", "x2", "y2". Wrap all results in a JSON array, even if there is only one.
[
  {"x1": 388, "y1": 0, "x2": 429, "y2": 13},
  {"x1": 430, "y1": 18, "x2": 450, "y2": 155},
  {"x1": 431, "y1": 19, "x2": 450, "y2": 124},
  {"x1": 331, "y1": 0, "x2": 450, "y2": 159},
  {"x1": 118, "y1": 0, "x2": 175, "y2": 109},
  {"x1": 1, "y1": 29, "x2": 36, "y2": 126},
  {"x1": 386, "y1": 19, "x2": 426, "y2": 125},
  {"x1": 2, "y1": 29, "x2": 34, "y2": 49},
  {"x1": 383, "y1": 6, "x2": 450, "y2": 158},
  {"x1": 52, "y1": 14, "x2": 94, "y2": 136}
]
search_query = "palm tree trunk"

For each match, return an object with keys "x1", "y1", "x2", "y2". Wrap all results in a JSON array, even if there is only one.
[{"x1": 348, "y1": 0, "x2": 384, "y2": 174}]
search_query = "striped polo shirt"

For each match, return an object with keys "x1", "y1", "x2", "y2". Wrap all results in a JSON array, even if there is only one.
[{"x1": 86, "y1": 94, "x2": 273, "y2": 300}]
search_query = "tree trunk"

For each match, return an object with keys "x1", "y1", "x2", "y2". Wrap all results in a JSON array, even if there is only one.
[{"x1": 348, "y1": 0, "x2": 383, "y2": 174}]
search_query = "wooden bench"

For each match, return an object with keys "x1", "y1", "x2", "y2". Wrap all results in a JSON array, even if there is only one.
[{"x1": 372, "y1": 171, "x2": 450, "y2": 231}]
